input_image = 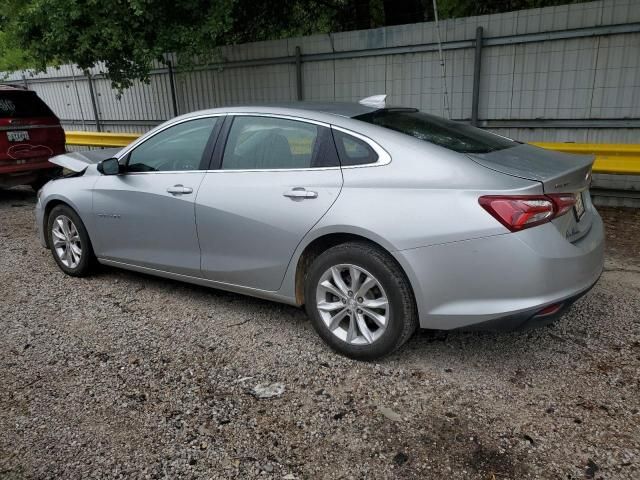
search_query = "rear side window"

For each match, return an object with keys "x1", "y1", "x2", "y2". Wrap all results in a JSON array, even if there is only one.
[
  {"x1": 222, "y1": 116, "x2": 337, "y2": 170},
  {"x1": 332, "y1": 130, "x2": 378, "y2": 166},
  {"x1": 355, "y1": 109, "x2": 517, "y2": 154},
  {"x1": 0, "y1": 91, "x2": 56, "y2": 118}
]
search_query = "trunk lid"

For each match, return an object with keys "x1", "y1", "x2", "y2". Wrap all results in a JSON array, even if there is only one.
[
  {"x1": 468, "y1": 143, "x2": 595, "y2": 242},
  {"x1": 467, "y1": 143, "x2": 593, "y2": 194}
]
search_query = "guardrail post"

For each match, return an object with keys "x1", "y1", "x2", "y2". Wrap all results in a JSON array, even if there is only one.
[
  {"x1": 471, "y1": 26, "x2": 483, "y2": 127},
  {"x1": 295, "y1": 46, "x2": 303, "y2": 101},
  {"x1": 86, "y1": 72, "x2": 102, "y2": 132},
  {"x1": 166, "y1": 60, "x2": 179, "y2": 117}
]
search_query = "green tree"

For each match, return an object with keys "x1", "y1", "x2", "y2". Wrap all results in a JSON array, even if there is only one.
[{"x1": 0, "y1": 0, "x2": 591, "y2": 89}]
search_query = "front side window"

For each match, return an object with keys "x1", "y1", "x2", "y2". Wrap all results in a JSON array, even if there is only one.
[
  {"x1": 127, "y1": 117, "x2": 218, "y2": 172},
  {"x1": 222, "y1": 116, "x2": 321, "y2": 170},
  {"x1": 355, "y1": 109, "x2": 518, "y2": 154}
]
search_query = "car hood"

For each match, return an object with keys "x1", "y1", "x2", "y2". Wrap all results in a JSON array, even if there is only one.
[{"x1": 49, "y1": 148, "x2": 122, "y2": 172}]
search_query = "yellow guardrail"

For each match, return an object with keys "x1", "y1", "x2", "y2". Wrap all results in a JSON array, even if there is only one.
[
  {"x1": 64, "y1": 131, "x2": 640, "y2": 175},
  {"x1": 65, "y1": 131, "x2": 140, "y2": 147},
  {"x1": 532, "y1": 142, "x2": 640, "y2": 175}
]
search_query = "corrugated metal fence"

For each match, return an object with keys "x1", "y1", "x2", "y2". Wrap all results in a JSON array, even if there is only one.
[{"x1": 2, "y1": 0, "x2": 639, "y2": 145}]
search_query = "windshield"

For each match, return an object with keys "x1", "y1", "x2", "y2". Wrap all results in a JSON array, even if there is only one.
[{"x1": 355, "y1": 109, "x2": 518, "y2": 154}]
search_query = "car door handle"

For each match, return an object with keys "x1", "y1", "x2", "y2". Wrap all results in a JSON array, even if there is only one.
[
  {"x1": 283, "y1": 188, "x2": 318, "y2": 199},
  {"x1": 167, "y1": 185, "x2": 193, "y2": 195}
]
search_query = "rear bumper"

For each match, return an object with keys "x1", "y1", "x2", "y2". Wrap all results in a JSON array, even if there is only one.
[
  {"x1": 0, "y1": 158, "x2": 60, "y2": 188},
  {"x1": 0, "y1": 158, "x2": 58, "y2": 175},
  {"x1": 394, "y1": 210, "x2": 605, "y2": 330},
  {"x1": 458, "y1": 273, "x2": 600, "y2": 331}
]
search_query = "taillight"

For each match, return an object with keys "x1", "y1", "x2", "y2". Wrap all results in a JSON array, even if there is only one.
[
  {"x1": 547, "y1": 193, "x2": 576, "y2": 216},
  {"x1": 479, "y1": 194, "x2": 577, "y2": 232}
]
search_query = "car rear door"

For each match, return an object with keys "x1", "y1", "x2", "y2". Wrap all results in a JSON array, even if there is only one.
[
  {"x1": 92, "y1": 116, "x2": 222, "y2": 276},
  {"x1": 196, "y1": 114, "x2": 343, "y2": 291}
]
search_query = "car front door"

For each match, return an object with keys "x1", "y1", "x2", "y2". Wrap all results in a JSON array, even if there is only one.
[
  {"x1": 92, "y1": 116, "x2": 222, "y2": 276},
  {"x1": 196, "y1": 114, "x2": 343, "y2": 291}
]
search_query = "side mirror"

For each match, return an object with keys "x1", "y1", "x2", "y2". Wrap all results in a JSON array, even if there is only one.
[{"x1": 97, "y1": 157, "x2": 121, "y2": 175}]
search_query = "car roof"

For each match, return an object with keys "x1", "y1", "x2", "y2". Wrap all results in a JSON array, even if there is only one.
[
  {"x1": 267, "y1": 102, "x2": 379, "y2": 118},
  {"x1": 174, "y1": 102, "x2": 419, "y2": 130},
  {"x1": 0, "y1": 84, "x2": 31, "y2": 92}
]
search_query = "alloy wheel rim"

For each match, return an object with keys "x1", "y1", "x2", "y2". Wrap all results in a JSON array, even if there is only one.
[
  {"x1": 316, "y1": 264, "x2": 389, "y2": 345},
  {"x1": 52, "y1": 215, "x2": 82, "y2": 268}
]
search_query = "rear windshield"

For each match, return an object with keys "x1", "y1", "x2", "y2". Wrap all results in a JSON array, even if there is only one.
[
  {"x1": 355, "y1": 109, "x2": 518, "y2": 154},
  {"x1": 0, "y1": 91, "x2": 56, "y2": 118}
]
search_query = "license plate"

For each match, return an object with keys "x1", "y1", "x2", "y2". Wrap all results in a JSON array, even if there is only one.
[
  {"x1": 574, "y1": 192, "x2": 585, "y2": 221},
  {"x1": 7, "y1": 130, "x2": 30, "y2": 142}
]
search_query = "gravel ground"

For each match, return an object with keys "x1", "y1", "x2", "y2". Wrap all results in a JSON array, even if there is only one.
[{"x1": 1, "y1": 187, "x2": 639, "y2": 480}]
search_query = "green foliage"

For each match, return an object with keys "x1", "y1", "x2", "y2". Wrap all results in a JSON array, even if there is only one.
[
  {"x1": 0, "y1": 31, "x2": 34, "y2": 73},
  {"x1": 0, "y1": 0, "x2": 593, "y2": 89},
  {"x1": 0, "y1": 0, "x2": 350, "y2": 89}
]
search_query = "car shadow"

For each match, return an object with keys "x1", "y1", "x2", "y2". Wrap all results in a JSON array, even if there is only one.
[
  {"x1": 94, "y1": 263, "x2": 308, "y2": 324},
  {"x1": 0, "y1": 186, "x2": 37, "y2": 204},
  {"x1": 95, "y1": 261, "x2": 578, "y2": 371}
]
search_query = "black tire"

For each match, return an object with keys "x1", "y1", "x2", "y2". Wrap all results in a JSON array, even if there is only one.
[
  {"x1": 304, "y1": 242, "x2": 418, "y2": 360},
  {"x1": 30, "y1": 178, "x2": 49, "y2": 192},
  {"x1": 46, "y1": 204, "x2": 96, "y2": 277}
]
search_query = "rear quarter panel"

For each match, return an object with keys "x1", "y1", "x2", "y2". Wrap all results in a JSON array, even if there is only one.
[
  {"x1": 320, "y1": 134, "x2": 542, "y2": 251},
  {"x1": 278, "y1": 131, "x2": 543, "y2": 301}
]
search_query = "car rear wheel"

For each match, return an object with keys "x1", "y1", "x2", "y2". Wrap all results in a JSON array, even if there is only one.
[
  {"x1": 47, "y1": 204, "x2": 95, "y2": 276},
  {"x1": 304, "y1": 242, "x2": 418, "y2": 360}
]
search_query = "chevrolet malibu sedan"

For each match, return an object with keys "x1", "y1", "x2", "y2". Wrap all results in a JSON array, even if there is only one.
[{"x1": 36, "y1": 98, "x2": 604, "y2": 359}]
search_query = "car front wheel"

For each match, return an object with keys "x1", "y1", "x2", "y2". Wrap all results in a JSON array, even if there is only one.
[
  {"x1": 47, "y1": 204, "x2": 95, "y2": 277},
  {"x1": 304, "y1": 242, "x2": 418, "y2": 360}
]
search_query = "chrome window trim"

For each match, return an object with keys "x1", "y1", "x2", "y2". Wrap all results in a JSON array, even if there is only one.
[
  {"x1": 121, "y1": 167, "x2": 342, "y2": 175},
  {"x1": 111, "y1": 111, "x2": 391, "y2": 174},
  {"x1": 115, "y1": 113, "x2": 226, "y2": 161},
  {"x1": 200, "y1": 166, "x2": 341, "y2": 173},
  {"x1": 331, "y1": 125, "x2": 392, "y2": 169},
  {"x1": 226, "y1": 111, "x2": 330, "y2": 128},
  {"x1": 116, "y1": 170, "x2": 211, "y2": 175}
]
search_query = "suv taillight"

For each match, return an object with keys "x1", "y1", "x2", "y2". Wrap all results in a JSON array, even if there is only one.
[{"x1": 479, "y1": 194, "x2": 577, "y2": 232}]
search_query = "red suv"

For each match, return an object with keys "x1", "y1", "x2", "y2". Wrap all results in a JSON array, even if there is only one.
[{"x1": 0, "y1": 85, "x2": 65, "y2": 190}]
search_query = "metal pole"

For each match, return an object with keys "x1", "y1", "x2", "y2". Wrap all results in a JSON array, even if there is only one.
[
  {"x1": 86, "y1": 72, "x2": 102, "y2": 132},
  {"x1": 166, "y1": 60, "x2": 178, "y2": 117},
  {"x1": 21, "y1": 72, "x2": 28, "y2": 89},
  {"x1": 295, "y1": 46, "x2": 303, "y2": 101},
  {"x1": 71, "y1": 67, "x2": 86, "y2": 129},
  {"x1": 471, "y1": 26, "x2": 483, "y2": 127},
  {"x1": 432, "y1": 0, "x2": 451, "y2": 119}
]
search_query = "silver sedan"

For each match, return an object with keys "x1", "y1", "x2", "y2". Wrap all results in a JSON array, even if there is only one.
[{"x1": 35, "y1": 98, "x2": 604, "y2": 359}]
